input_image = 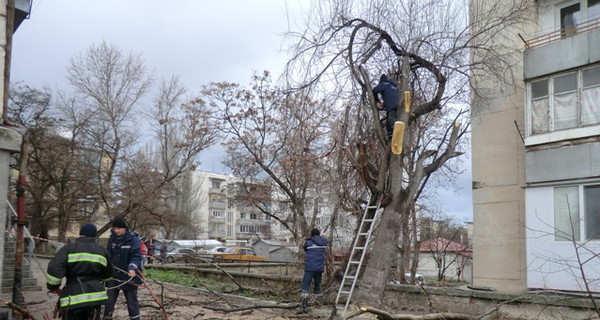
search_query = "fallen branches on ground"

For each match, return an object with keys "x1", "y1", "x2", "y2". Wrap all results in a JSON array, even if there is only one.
[
  {"x1": 348, "y1": 307, "x2": 475, "y2": 320},
  {"x1": 203, "y1": 302, "x2": 301, "y2": 313}
]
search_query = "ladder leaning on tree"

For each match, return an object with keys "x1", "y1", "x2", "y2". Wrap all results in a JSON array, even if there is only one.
[{"x1": 330, "y1": 194, "x2": 384, "y2": 319}]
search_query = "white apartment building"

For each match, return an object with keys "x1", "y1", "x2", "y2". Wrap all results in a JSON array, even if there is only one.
[
  {"x1": 471, "y1": 0, "x2": 600, "y2": 293},
  {"x1": 192, "y1": 171, "x2": 271, "y2": 242}
]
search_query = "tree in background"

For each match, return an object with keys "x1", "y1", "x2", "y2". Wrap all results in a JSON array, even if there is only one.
[
  {"x1": 8, "y1": 83, "x2": 101, "y2": 242},
  {"x1": 9, "y1": 43, "x2": 217, "y2": 240},
  {"x1": 203, "y1": 72, "x2": 338, "y2": 245},
  {"x1": 419, "y1": 211, "x2": 470, "y2": 281},
  {"x1": 110, "y1": 76, "x2": 217, "y2": 238}
]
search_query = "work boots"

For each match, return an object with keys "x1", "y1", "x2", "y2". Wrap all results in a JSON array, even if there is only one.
[{"x1": 301, "y1": 296, "x2": 309, "y2": 313}]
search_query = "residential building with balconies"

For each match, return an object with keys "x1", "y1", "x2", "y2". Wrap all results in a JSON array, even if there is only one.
[
  {"x1": 227, "y1": 179, "x2": 272, "y2": 242},
  {"x1": 193, "y1": 171, "x2": 231, "y2": 240},
  {"x1": 471, "y1": 0, "x2": 600, "y2": 293}
]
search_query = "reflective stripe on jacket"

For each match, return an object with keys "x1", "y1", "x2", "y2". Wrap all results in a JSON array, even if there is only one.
[
  {"x1": 47, "y1": 237, "x2": 114, "y2": 310},
  {"x1": 107, "y1": 230, "x2": 143, "y2": 289}
]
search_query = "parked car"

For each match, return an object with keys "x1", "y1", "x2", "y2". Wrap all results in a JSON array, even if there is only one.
[
  {"x1": 206, "y1": 246, "x2": 227, "y2": 254},
  {"x1": 165, "y1": 248, "x2": 205, "y2": 263},
  {"x1": 212, "y1": 247, "x2": 268, "y2": 263},
  {"x1": 390, "y1": 273, "x2": 426, "y2": 286}
]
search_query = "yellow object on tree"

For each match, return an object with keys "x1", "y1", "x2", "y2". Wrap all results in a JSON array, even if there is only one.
[
  {"x1": 404, "y1": 91, "x2": 411, "y2": 113},
  {"x1": 391, "y1": 121, "x2": 405, "y2": 154}
]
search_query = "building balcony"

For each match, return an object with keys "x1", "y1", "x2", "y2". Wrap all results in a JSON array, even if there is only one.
[
  {"x1": 209, "y1": 187, "x2": 225, "y2": 195},
  {"x1": 524, "y1": 17, "x2": 600, "y2": 79},
  {"x1": 526, "y1": 16, "x2": 600, "y2": 49},
  {"x1": 209, "y1": 215, "x2": 226, "y2": 222},
  {"x1": 209, "y1": 201, "x2": 227, "y2": 209},
  {"x1": 237, "y1": 219, "x2": 270, "y2": 225}
]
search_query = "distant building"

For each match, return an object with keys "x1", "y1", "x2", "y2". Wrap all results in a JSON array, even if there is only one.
[
  {"x1": 268, "y1": 246, "x2": 299, "y2": 263},
  {"x1": 417, "y1": 238, "x2": 472, "y2": 282},
  {"x1": 191, "y1": 171, "x2": 271, "y2": 242},
  {"x1": 252, "y1": 239, "x2": 293, "y2": 260}
]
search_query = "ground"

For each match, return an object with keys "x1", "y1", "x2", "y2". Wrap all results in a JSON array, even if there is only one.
[{"x1": 7, "y1": 258, "x2": 374, "y2": 320}]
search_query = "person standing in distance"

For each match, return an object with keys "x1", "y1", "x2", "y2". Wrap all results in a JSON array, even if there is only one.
[
  {"x1": 46, "y1": 223, "x2": 113, "y2": 320},
  {"x1": 300, "y1": 228, "x2": 328, "y2": 313},
  {"x1": 103, "y1": 217, "x2": 143, "y2": 320}
]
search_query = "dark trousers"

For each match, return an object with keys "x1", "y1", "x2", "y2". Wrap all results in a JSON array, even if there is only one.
[
  {"x1": 386, "y1": 109, "x2": 398, "y2": 136},
  {"x1": 301, "y1": 270, "x2": 323, "y2": 295},
  {"x1": 61, "y1": 305, "x2": 102, "y2": 320},
  {"x1": 104, "y1": 282, "x2": 140, "y2": 319}
]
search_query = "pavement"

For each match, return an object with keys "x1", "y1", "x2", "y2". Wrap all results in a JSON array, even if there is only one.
[{"x1": 1, "y1": 257, "x2": 58, "y2": 319}]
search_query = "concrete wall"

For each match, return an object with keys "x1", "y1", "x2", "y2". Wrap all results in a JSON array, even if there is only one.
[
  {"x1": 469, "y1": 0, "x2": 537, "y2": 293},
  {"x1": 471, "y1": 90, "x2": 528, "y2": 292}
]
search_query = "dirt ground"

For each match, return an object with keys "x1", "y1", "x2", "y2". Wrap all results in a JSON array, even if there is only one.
[{"x1": 8, "y1": 258, "x2": 370, "y2": 320}]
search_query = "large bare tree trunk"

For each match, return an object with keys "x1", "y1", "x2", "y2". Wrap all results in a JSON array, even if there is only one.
[{"x1": 359, "y1": 153, "x2": 404, "y2": 302}]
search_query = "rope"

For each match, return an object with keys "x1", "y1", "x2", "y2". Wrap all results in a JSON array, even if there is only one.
[{"x1": 106, "y1": 266, "x2": 140, "y2": 290}]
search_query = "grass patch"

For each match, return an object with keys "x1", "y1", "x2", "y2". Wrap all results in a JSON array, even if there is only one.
[
  {"x1": 144, "y1": 269, "x2": 237, "y2": 291},
  {"x1": 144, "y1": 269, "x2": 292, "y2": 302}
]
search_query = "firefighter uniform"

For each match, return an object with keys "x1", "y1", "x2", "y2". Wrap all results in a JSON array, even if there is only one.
[{"x1": 47, "y1": 224, "x2": 113, "y2": 320}]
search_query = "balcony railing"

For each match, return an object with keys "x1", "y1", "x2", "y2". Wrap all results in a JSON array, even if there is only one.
[{"x1": 526, "y1": 17, "x2": 600, "y2": 49}]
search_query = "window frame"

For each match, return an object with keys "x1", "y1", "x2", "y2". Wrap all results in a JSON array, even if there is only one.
[
  {"x1": 555, "y1": 0, "x2": 598, "y2": 30},
  {"x1": 525, "y1": 64, "x2": 600, "y2": 146},
  {"x1": 553, "y1": 182, "x2": 600, "y2": 242},
  {"x1": 557, "y1": 1, "x2": 582, "y2": 36}
]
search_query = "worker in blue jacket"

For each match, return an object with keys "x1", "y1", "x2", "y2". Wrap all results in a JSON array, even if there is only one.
[
  {"x1": 373, "y1": 74, "x2": 400, "y2": 136},
  {"x1": 103, "y1": 217, "x2": 142, "y2": 320},
  {"x1": 300, "y1": 228, "x2": 328, "y2": 313},
  {"x1": 46, "y1": 223, "x2": 113, "y2": 320}
]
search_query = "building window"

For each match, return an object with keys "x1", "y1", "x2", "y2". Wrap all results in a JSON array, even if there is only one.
[
  {"x1": 528, "y1": 65, "x2": 600, "y2": 136},
  {"x1": 582, "y1": 66, "x2": 600, "y2": 125},
  {"x1": 560, "y1": 2, "x2": 581, "y2": 37},
  {"x1": 554, "y1": 184, "x2": 600, "y2": 241},
  {"x1": 239, "y1": 225, "x2": 262, "y2": 233},
  {"x1": 590, "y1": 0, "x2": 600, "y2": 18},
  {"x1": 250, "y1": 213, "x2": 257, "y2": 220},
  {"x1": 212, "y1": 210, "x2": 224, "y2": 218},
  {"x1": 557, "y1": 0, "x2": 600, "y2": 37},
  {"x1": 554, "y1": 186, "x2": 580, "y2": 241},
  {"x1": 240, "y1": 212, "x2": 246, "y2": 219},
  {"x1": 212, "y1": 181, "x2": 221, "y2": 189},
  {"x1": 227, "y1": 211, "x2": 233, "y2": 223},
  {"x1": 227, "y1": 225, "x2": 233, "y2": 237}
]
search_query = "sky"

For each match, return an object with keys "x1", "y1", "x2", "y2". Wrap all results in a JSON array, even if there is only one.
[{"x1": 10, "y1": 0, "x2": 473, "y2": 222}]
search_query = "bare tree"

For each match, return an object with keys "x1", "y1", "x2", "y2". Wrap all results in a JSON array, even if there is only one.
[
  {"x1": 203, "y1": 71, "x2": 337, "y2": 245},
  {"x1": 419, "y1": 213, "x2": 470, "y2": 281},
  {"x1": 63, "y1": 40, "x2": 153, "y2": 231},
  {"x1": 8, "y1": 84, "x2": 101, "y2": 242},
  {"x1": 110, "y1": 76, "x2": 219, "y2": 237},
  {"x1": 64, "y1": 42, "x2": 218, "y2": 236},
  {"x1": 284, "y1": 0, "x2": 531, "y2": 303}
]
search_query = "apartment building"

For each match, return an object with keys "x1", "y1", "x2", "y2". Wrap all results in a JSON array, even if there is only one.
[
  {"x1": 471, "y1": 0, "x2": 600, "y2": 293},
  {"x1": 192, "y1": 171, "x2": 271, "y2": 242}
]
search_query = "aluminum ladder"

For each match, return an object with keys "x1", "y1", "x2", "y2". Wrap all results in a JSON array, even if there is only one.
[{"x1": 331, "y1": 194, "x2": 383, "y2": 319}]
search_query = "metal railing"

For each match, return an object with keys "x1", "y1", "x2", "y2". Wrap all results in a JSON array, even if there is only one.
[
  {"x1": 526, "y1": 17, "x2": 600, "y2": 49},
  {"x1": 6, "y1": 201, "x2": 34, "y2": 258}
]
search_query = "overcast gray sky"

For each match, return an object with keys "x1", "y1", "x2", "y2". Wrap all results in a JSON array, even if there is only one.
[{"x1": 11, "y1": 0, "x2": 472, "y2": 222}]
